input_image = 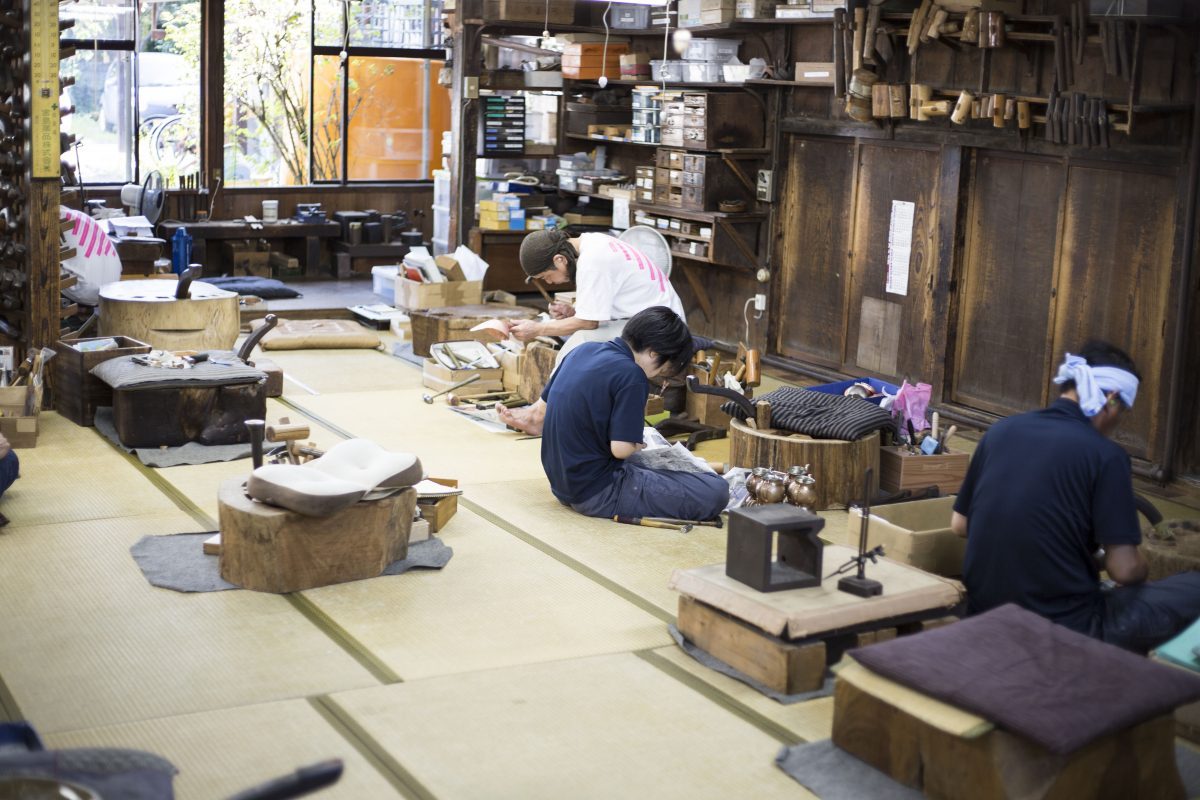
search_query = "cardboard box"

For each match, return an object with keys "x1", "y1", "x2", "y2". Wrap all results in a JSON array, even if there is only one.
[
  {"x1": 843, "y1": 496, "x2": 965, "y2": 577},
  {"x1": 0, "y1": 385, "x2": 38, "y2": 448},
  {"x1": 879, "y1": 446, "x2": 970, "y2": 494},
  {"x1": 435, "y1": 255, "x2": 466, "y2": 282},
  {"x1": 395, "y1": 278, "x2": 484, "y2": 311},
  {"x1": 794, "y1": 62, "x2": 836, "y2": 86},
  {"x1": 736, "y1": 0, "x2": 776, "y2": 18},
  {"x1": 417, "y1": 478, "x2": 459, "y2": 533},
  {"x1": 54, "y1": 335, "x2": 153, "y2": 427},
  {"x1": 421, "y1": 358, "x2": 505, "y2": 394}
]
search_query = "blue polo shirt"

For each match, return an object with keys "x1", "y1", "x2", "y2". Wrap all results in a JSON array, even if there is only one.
[
  {"x1": 954, "y1": 398, "x2": 1141, "y2": 633},
  {"x1": 540, "y1": 339, "x2": 648, "y2": 505}
]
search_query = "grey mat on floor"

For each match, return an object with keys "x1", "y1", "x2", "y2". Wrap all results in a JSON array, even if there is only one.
[
  {"x1": 390, "y1": 342, "x2": 425, "y2": 368},
  {"x1": 130, "y1": 532, "x2": 453, "y2": 592},
  {"x1": 775, "y1": 740, "x2": 1200, "y2": 799},
  {"x1": 94, "y1": 407, "x2": 252, "y2": 467},
  {"x1": 669, "y1": 624, "x2": 834, "y2": 704}
]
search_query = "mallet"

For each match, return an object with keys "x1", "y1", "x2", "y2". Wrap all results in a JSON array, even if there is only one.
[{"x1": 422, "y1": 373, "x2": 480, "y2": 404}]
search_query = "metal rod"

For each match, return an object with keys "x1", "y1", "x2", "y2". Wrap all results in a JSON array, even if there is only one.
[
  {"x1": 246, "y1": 419, "x2": 265, "y2": 469},
  {"x1": 857, "y1": 467, "x2": 872, "y2": 579}
]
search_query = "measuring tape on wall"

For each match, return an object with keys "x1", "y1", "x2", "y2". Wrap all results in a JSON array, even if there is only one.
[{"x1": 29, "y1": 0, "x2": 60, "y2": 179}]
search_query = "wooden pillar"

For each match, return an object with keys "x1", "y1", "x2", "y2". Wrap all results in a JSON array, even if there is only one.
[
  {"x1": 201, "y1": 0, "x2": 224, "y2": 193},
  {"x1": 449, "y1": 1, "x2": 482, "y2": 249}
]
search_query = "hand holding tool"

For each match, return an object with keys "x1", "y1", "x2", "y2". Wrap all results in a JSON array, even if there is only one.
[{"x1": 422, "y1": 373, "x2": 480, "y2": 404}]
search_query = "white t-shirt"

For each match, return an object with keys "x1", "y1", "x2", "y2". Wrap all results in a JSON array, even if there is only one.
[{"x1": 572, "y1": 233, "x2": 685, "y2": 323}]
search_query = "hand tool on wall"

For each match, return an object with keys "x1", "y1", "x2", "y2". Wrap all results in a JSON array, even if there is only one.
[
  {"x1": 614, "y1": 515, "x2": 691, "y2": 533},
  {"x1": 237, "y1": 314, "x2": 278, "y2": 363},
  {"x1": 422, "y1": 373, "x2": 480, "y2": 404}
]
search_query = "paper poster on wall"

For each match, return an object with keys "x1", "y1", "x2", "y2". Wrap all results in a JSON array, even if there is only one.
[{"x1": 885, "y1": 200, "x2": 915, "y2": 296}]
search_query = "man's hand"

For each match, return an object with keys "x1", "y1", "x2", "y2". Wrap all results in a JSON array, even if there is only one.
[
  {"x1": 509, "y1": 320, "x2": 544, "y2": 342},
  {"x1": 548, "y1": 301, "x2": 576, "y2": 320}
]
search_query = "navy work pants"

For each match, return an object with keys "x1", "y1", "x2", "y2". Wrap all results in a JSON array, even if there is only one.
[
  {"x1": 1091, "y1": 571, "x2": 1200, "y2": 654},
  {"x1": 571, "y1": 461, "x2": 728, "y2": 522}
]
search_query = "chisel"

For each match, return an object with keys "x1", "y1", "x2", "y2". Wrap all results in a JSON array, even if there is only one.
[
  {"x1": 643, "y1": 516, "x2": 723, "y2": 529},
  {"x1": 613, "y1": 516, "x2": 690, "y2": 532}
]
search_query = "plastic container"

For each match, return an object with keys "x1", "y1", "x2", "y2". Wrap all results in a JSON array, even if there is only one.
[
  {"x1": 806, "y1": 377, "x2": 900, "y2": 405},
  {"x1": 610, "y1": 3, "x2": 650, "y2": 28},
  {"x1": 722, "y1": 62, "x2": 767, "y2": 83},
  {"x1": 261, "y1": 200, "x2": 279, "y2": 222},
  {"x1": 433, "y1": 168, "x2": 451, "y2": 208},
  {"x1": 372, "y1": 265, "x2": 400, "y2": 304},
  {"x1": 685, "y1": 38, "x2": 742, "y2": 63},
  {"x1": 650, "y1": 60, "x2": 686, "y2": 82},
  {"x1": 685, "y1": 61, "x2": 723, "y2": 83},
  {"x1": 170, "y1": 227, "x2": 192, "y2": 275}
]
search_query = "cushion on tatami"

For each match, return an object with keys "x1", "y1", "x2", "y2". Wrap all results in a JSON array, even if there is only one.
[
  {"x1": 466, "y1": 479, "x2": 729, "y2": 616},
  {"x1": 284, "y1": 391, "x2": 548, "y2": 485},
  {"x1": 251, "y1": 348, "x2": 421, "y2": 395},
  {"x1": 647, "y1": 645, "x2": 835, "y2": 744},
  {"x1": 0, "y1": 514, "x2": 380, "y2": 733},
  {"x1": 299, "y1": 506, "x2": 670, "y2": 680},
  {"x1": 329, "y1": 652, "x2": 814, "y2": 800},
  {"x1": 250, "y1": 318, "x2": 381, "y2": 350},
  {"x1": 43, "y1": 699, "x2": 403, "y2": 799}
]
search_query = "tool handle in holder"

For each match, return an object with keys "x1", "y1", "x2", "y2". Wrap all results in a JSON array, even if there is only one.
[
  {"x1": 245, "y1": 419, "x2": 266, "y2": 469},
  {"x1": 266, "y1": 421, "x2": 310, "y2": 442},
  {"x1": 238, "y1": 314, "x2": 278, "y2": 362},
  {"x1": 686, "y1": 374, "x2": 754, "y2": 419},
  {"x1": 175, "y1": 264, "x2": 201, "y2": 300}
]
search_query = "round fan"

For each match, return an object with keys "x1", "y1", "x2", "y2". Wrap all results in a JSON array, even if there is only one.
[
  {"x1": 118, "y1": 170, "x2": 166, "y2": 224},
  {"x1": 618, "y1": 225, "x2": 672, "y2": 278}
]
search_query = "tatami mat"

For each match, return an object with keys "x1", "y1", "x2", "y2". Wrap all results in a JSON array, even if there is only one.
[
  {"x1": 465, "y1": 479, "x2": 728, "y2": 617},
  {"x1": 301, "y1": 506, "x2": 671, "y2": 680},
  {"x1": 645, "y1": 646, "x2": 835, "y2": 745},
  {"x1": 1, "y1": 413, "x2": 183, "y2": 527},
  {"x1": 283, "y1": 390, "x2": 548, "y2": 484},
  {"x1": 329, "y1": 652, "x2": 813, "y2": 800},
  {"x1": 0, "y1": 513, "x2": 380, "y2": 734},
  {"x1": 266, "y1": 347, "x2": 420, "y2": 395},
  {"x1": 44, "y1": 699, "x2": 405, "y2": 799}
]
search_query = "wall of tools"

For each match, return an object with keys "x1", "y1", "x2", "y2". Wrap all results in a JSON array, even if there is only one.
[
  {"x1": 0, "y1": 0, "x2": 69, "y2": 365},
  {"x1": 770, "y1": 0, "x2": 1199, "y2": 480}
]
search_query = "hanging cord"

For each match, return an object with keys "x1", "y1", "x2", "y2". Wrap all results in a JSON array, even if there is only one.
[
  {"x1": 599, "y1": 2, "x2": 612, "y2": 88},
  {"x1": 661, "y1": 3, "x2": 670, "y2": 94},
  {"x1": 543, "y1": 0, "x2": 550, "y2": 39},
  {"x1": 743, "y1": 296, "x2": 762, "y2": 345}
]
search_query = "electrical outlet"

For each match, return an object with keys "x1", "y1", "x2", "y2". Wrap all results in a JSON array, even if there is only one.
[
  {"x1": 756, "y1": 169, "x2": 774, "y2": 202},
  {"x1": 754, "y1": 294, "x2": 766, "y2": 312},
  {"x1": 464, "y1": 77, "x2": 479, "y2": 99}
]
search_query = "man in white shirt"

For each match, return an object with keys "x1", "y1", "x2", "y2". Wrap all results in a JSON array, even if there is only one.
[{"x1": 497, "y1": 229, "x2": 686, "y2": 435}]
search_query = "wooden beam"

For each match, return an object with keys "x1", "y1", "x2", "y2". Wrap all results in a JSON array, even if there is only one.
[
  {"x1": 201, "y1": 0, "x2": 223, "y2": 190},
  {"x1": 677, "y1": 260, "x2": 714, "y2": 321}
]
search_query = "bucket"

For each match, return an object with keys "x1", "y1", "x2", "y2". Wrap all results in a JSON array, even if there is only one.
[
  {"x1": 846, "y1": 69, "x2": 878, "y2": 123},
  {"x1": 261, "y1": 200, "x2": 279, "y2": 223}
]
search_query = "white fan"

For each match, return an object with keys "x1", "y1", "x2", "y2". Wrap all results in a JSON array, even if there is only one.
[
  {"x1": 119, "y1": 170, "x2": 166, "y2": 223},
  {"x1": 618, "y1": 225, "x2": 673, "y2": 278}
]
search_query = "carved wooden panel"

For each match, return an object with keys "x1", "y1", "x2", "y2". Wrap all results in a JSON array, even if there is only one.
[
  {"x1": 774, "y1": 136, "x2": 855, "y2": 368},
  {"x1": 952, "y1": 152, "x2": 1065, "y2": 416}
]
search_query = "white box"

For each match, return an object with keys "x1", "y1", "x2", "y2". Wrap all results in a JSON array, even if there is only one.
[{"x1": 372, "y1": 265, "x2": 400, "y2": 304}]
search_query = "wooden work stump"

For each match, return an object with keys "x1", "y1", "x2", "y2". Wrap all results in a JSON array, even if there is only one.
[
  {"x1": 832, "y1": 661, "x2": 1185, "y2": 799},
  {"x1": 517, "y1": 341, "x2": 559, "y2": 403},
  {"x1": 728, "y1": 418, "x2": 879, "y2": 510},
  {"x1": 218, "y1": 478, "x2": 416, "y2": 593},
  {"x1": 1141, "y1": 520, "x2": 1200, "y2": 582},
  {"x1": 99, "y1": 279, "x2": 240, "y2": 351}
]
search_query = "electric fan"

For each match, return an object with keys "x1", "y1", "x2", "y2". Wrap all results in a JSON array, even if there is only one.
[
  {"x1": 119, "y1": 170, "x2": 166, "y2": 223},
  {"x1": 618, "y1": 225, "x2": 673, "y2": 278}
]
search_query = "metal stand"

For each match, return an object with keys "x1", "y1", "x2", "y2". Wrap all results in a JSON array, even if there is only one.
[{"x1": 838, "y1": 467, "x2": 883, "y2": 597}]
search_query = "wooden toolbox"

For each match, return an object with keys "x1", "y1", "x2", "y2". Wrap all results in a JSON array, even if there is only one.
[
  {"x1": 53, "y1": 335, "x2": 152, "y2": 427},
  {"x1": 879, "y1": 446, "x2": 969, "y2": 494},
  {"x1": 678, "y1": 92, "x2": 764, "y2": 150},
  {"x1": 409, "y1": 303, "x2": 536, "y2": 358},
  {"x1": 417, "y1": 478, "x2": 459, "y2": 533}
]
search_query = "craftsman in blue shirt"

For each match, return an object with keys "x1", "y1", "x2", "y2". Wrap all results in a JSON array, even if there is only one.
[
  {"x1": 540, "y1": 306, "x2": 728, "y2": 522},
  {"x1": 952, "y1": 340, "x2": 1200, "y2": 653}
]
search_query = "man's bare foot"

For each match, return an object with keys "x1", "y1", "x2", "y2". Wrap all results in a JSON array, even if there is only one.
[{"x1": 498, "y1": 400, "x2": 545, "y2": 435}]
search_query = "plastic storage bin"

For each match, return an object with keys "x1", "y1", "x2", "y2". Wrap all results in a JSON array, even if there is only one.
[
  {"x1": 610, "y1": 3, "x2": 650, "y2": 28},
  {"x1": 685, "y1": 38, "x2": 742, "y2": 63},
  {"x1": 805, "y1": 377, "x2": 900, "y2": 405},
  {"x1": 372, "y1": 265, "x2": 400, "y2": 304},
  {"x1": 685, "y1": 61, "x2": 723, "y2": 82},
  {"x1": 650, "y1": 60, "x2": 686, "y2": 82}
]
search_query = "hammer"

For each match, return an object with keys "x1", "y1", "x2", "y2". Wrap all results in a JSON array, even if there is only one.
[{"x1": 423, "y1": 373, "x2": 480, "y2": 404}]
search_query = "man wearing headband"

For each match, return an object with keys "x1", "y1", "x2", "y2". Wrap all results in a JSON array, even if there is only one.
[
  {"x1": 497, "y1": 229, "x2": 685, "y2": 435},
  {"x1": 950, "y1": 340, "x2": 1200, "y2": 653}
]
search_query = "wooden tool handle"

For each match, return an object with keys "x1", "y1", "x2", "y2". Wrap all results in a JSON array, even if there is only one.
[
  {"x1": 266, "y1": 421, "x2": 310, "y2": 442},
  {"x1": 852, "y1": 7, "x2": 866, "y2": 71},
  {"x1": 743, "y1": 349, "x2": 760, "y2": 386},
  {"x1": 755, "y1": 400, "x2": 772, "y2": 430}
]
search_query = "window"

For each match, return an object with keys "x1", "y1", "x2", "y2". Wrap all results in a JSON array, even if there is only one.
[
  {"x1": 225, "y1": 0, "x2": 448, "y2": 186},
  {"x1": 62, "y1": 0, "x2": 201, "y2": 186}
]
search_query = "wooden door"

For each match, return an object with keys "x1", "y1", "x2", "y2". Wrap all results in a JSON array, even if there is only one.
[
  {"x1": 1052, "y1": 165, "x2": 1179, "y2": 459},
  {"x1": 951, "y1": 153, "x2": 1066, "y2": 416},
  {"x1": 844, "y1": 143, "x2": 944, "y2": 383},
  {"x1": 774, "y1": 136, "x2": 856, "y2": 368}
]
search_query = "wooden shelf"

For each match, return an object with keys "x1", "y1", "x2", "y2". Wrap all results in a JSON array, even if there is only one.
[
  {"x1": 557, "y1": 187, "x2": 623, "y2": 202},
  {"x1": 632, "y1": 202, "x2": 766, "y2": 222},
  {"x1": 469, "y1": 18, "x2": 836, "y2": 36},
  {"x1": 565, "y1": 132, "x2": 656, "y2": 148},
  {"x1": 563, "y1": 133, "x2": 769, "y2": 156},
  {"x1": 564, "y1": 78, "x2": 758, "y2": 90}
]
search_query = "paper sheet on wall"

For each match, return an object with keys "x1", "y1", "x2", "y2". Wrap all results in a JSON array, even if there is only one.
[{"x1": 885, "y1": 200, "x2": 915, "y2": 296}]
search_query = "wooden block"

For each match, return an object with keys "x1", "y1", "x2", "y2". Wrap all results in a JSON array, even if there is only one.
[
  {"x1": 417, "y1": 477, "x2": 459, "y2": 533},
  {"x1": 517, "y1": 341, "x2": 559, "y2": 404},
  {"x1": 855, "y1": 627, "x2": 897, "y2": 647},
  {"x1": 677, "y1": 595, "x2": 826, "y2": 694},
  {"x1": 254, "y1": 357, "x2": 284, "y2": 398},
  {"x1": 218, "y1": 479, "x2": 415, "y2": 593},
  {"x1": 833, "y1": 665, "x2": 1186, "y2": 799},
  {"x1": 203, "y1": 532, "x2": 221, "y2": 555}
]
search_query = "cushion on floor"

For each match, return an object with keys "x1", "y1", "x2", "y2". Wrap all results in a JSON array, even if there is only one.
[
  {"x1": 304, "y1": 438, "x2": 423, "y2": 490},
  {"x1": 849, "y1": 603, "x2": 1200, "y2": 755},
  {"x1": 200, "y1": 276, "x2": 302, "y2": 299},
  {"x1": 246, "y1": 465, "x2": 366, "y2": 517},
  {"x1": 248, "y1": 318, "x2": 381, "y2": 350}
]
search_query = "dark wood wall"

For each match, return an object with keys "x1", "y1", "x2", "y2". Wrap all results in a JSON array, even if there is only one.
[{"x1": 769, "y1": 3, "x2": 1199, "y2": 478}]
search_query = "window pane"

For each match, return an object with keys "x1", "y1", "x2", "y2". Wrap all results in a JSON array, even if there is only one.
[
  {"x1": 347, "y1": 57, "x2": 450, "y2": 181},
  {"x1": 142, "y1": 0, "x2": 202, "y2": 181},
  {"x1": 63, "y1": 0, "x2": 136, "y2": 41},
  {"x1": 223, "y1": 3, "x2": 313, "y2": 185},
  {"x1": 61, "y1": 50, "x2": 135, "y2": 184},
  {"x1": 350, "y1": 1, "x2": 444, "y2": 49},
  {"x1": 314, "y1": 0, "x2": 344, "y2": 48},
  {"x1": 312, "y1": 55, "x2": 345, "y2": 182}
]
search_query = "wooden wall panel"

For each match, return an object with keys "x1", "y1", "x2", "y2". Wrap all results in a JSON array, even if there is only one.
[
  {"x1": 774, "y1": 136, "x2": 855, "y2": 367},
  {"x1": 952, "y1": 153, "x2": 1065, "y2": 416},
  {"x1": 1053, "y1": 165, "x2": 1179, "y2": 459},
  {"x1": 844, "y1": 144, "x2": 942, "y2": 383},
  {"x1": 674, "y1": 263, "x2": 765, "y2": 351}
]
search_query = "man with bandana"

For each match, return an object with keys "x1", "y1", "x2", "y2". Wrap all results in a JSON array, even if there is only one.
[
  {"x1": 951, "y1": 340, "x2": 1200, "y2": 653},
  {"x1": 496, "y1": 229, "x2": 685, "y2": 435}
]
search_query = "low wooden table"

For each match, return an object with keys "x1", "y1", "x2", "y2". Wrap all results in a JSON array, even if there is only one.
[
  {"x1": 331, "y1": 240, "x2": 410, "y2": 278},
  {"x1": 669, "y1": 546, "x2": 963, "y2": 694},
  {"x1": 159, "y1": 220, "x2": 342, "y2": 277}
]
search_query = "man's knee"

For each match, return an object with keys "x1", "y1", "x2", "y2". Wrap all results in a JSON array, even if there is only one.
[{"x1": 694, "y1": 474, "x2": 729, "y2": 519}]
